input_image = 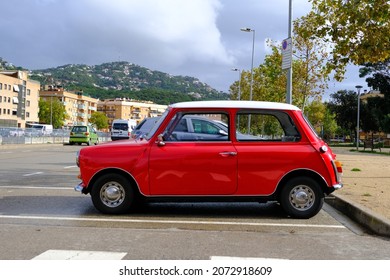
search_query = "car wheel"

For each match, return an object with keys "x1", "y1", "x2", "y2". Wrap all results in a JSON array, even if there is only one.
[
  {"x1": 280, "y1": 176, "x2": 324, "y2": 219},
  {"x1": 91, "y1": 173, "x2": 134, "y2": 214}
]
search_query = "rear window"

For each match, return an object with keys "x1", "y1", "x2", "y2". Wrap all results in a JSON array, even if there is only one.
[
  {"x1": 113, "y1": 123, "x2": 129, "y2": 130},
  {"x1": 236, "y1": 110, "x2": 301, "y2": 142},
  {"x1": 72, "y1": 126, "x2": 87, "y2": 133}
]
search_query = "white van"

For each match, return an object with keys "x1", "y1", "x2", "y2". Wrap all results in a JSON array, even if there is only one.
[
  {"x1": 111, "y1": 119, "x2": 137, "y2": 141},
  {"x1": 26, "y1": 124, "x2": 53, "y2": 136}
]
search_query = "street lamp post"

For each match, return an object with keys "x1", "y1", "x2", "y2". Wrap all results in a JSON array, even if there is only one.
[
  {"x1": 356, "y1": 85, "x2": 363, "y2": 150},
  {"x1": 240, "y1": 27, "x2": 255, "y2": 101},
  {"x1": 241, "y1": 27, "x2": 255, "y2": 134},
  {"x1": 231, "y1": 68, "x2": 241, "y2": 100},
  {"x1": 50, "y1": 94, "x2": 53, "y2": 125}
]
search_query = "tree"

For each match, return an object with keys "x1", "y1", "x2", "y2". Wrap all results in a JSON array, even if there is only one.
[
  {"x1": 304, "y1": 99, "x2": 337, "y2": 140},
  {"x1": 38, "y1": 99, "x2": 68, "y2": 129},
  {"x1": 230, "y1": 38, "x2": 329, "y2": 109},
  {"x1": 293, "y1": 18, "x2": 329, "y2": 110},
  {"x1": 327, "y1": 90, "x2": 358, "y2": 140},
  {"x1": 361, "y1": 97, "x2": 383, "y2": 137},
  {"x1": 298, "y1": 0, "x2": 390, "y2": 81},
  {"x1": 359, "y1": 59, "x2": 390, "y2": 133},
  {"x1": 89, "y1": 112, "x2": 109, "y2": 130}
]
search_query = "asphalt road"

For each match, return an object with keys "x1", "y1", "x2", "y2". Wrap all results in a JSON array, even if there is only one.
[{"x1": 1, "y1": 144, "x2": 390, "y2": 260}]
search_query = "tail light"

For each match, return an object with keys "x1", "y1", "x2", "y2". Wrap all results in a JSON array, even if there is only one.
[
  {"x1": 334, "y1": 160, "x2": 343, "y2": 173},
  {"x1": 332, "y1": 160, "x2": 343, "y2": 183}
]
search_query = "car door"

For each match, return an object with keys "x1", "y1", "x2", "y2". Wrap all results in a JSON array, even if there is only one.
[{"x1": 148, "y1": 112, "x2": 237, "y2": 196}]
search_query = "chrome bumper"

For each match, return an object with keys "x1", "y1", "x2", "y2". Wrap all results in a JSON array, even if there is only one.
[
  {"x1": 332, "y1": 183, "x2": 343, "y2": 190},
  {"x1": 74, "y1": 183, "x2": 85, "y2": 193}
]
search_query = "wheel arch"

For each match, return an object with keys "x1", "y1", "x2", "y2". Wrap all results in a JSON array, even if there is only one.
[
  {"x1": 86, "y1": 168, "x2": 142, "y2": 197},
  {"x1": 275, "y1": 169, "x2": 328, "y2": 200}
]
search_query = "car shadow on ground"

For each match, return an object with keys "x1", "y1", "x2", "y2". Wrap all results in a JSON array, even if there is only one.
[
  {"x1": 0, "y1": 195, "x2": 288, "y2": 220},
  {"x1": 130, "y1": 201, "x2": 288, "y2": 220}
]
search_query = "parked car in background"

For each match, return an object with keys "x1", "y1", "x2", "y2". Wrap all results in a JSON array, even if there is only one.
[
  {"x1": 131, "y1": 117, "x2": 160, "y2": 139},
  {"x1": 69, "y1": 125, "x2": 99, "y2": 145},
  {"x1": 111, "y1": 119, "x2": 137, "y2": 141},
  {"x1": 74, "y1": 100, "x2": 343, "y2": 219},
  {"x1": 8, "y1": 128, "x2": 24, "y2": 137}
]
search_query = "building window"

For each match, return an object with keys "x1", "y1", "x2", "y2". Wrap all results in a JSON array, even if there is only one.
[
  {"x1": 26, "y1": 100, "x2": 30, "y2": 107},
  {"x1": 12, "y1": 110, "x2": 17, "y2": 116},
  {"x1": 0, "y1": 83, "x2": 2, "y2": 90},
  {"x1": 0, "y1": 96, "x2": 2, "y2": 103},
  {"x1": 26, "y1": 112, "x2": 30, "y2": 118},
  {"x1": 27, "y1": 89, "x2": 30, "y2": 96},
  {"x1": 8, "y1": 97, "x2": 11, "y2": 103}
]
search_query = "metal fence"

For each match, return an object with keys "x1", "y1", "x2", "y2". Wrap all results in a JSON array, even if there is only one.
[{"x1": 0, "y1": 127, "x2": 111, "y2": 145}]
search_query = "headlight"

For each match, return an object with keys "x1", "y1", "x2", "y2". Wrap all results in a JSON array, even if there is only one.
[{"x1": 76, "y1": 150, "x2": 80, "y2": 167}]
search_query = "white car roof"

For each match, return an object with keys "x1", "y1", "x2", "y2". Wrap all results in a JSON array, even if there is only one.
[{"x1": 170, "y1": 100, "x2": 301, "y2": 111}]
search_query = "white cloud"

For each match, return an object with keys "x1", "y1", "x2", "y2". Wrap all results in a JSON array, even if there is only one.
[
  {"x1": 0, "y1": 0, "x2": 367, "y2": 93},
  {"x1": 68, "y1": 0, "x2": 234, "y2": 68}
]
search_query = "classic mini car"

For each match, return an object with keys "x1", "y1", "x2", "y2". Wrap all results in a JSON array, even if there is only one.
[{"x1": 74, "y1": 100, "x2": 343, "y2": 218}]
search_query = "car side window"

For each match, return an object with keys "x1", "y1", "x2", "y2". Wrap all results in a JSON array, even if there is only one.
[
  {"x1": 236, "y1": 110, "x2": 301, "y2": 142},
  {"x1": 164, "y1": 113, "x2": 229, "y2": 142}
]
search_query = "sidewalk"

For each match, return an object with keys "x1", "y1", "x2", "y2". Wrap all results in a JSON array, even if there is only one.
[
  {"x1": 328, "y1": 146, "x2": 390, "y2": 238},
  {"x1": 326, "y1": 194, "x2": 390, "y2": 238}
]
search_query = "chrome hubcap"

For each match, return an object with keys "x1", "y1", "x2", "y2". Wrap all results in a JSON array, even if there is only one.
[
  {"x1": 289, "y1": 185, "x2": 315, "y2": 211},
  {"x1": 100, "y1": 181, "x2": 125, "y2": 208}
]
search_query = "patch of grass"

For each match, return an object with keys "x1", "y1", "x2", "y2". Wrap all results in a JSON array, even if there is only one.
[
  {"x1": 351, "y1": 168, "x2": 361, "y2": 172},
  {"x1": 362, "y1": 193, "x2": 372, "y2": 197}
]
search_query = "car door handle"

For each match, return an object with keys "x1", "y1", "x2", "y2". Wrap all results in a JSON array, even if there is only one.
[{"x1": 219, "y1": 151, "x2": 237, "y2": 157}]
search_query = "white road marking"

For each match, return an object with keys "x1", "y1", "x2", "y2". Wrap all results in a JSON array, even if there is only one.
[
  {"x1": 32, "y1": 250, "x2": 127, "y2": 260},
  {"x1": 0, "y1": 186, "x2": 73, "y2": 190},
  {"x1": 0, "y1": 214, "x2": 345, "y2": 229},
  {"x1": 64, "y1": 165, "x2": 77, "y2": 169},
  {"x1": 23, "y1": 172, "x2": 43, "y2": 177}
]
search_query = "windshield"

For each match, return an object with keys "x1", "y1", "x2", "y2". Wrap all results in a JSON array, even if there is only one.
[{"x1": 144, "y1": 110, "x2": 169, "y2": 140}]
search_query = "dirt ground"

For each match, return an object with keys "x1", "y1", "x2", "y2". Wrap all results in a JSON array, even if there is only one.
[{"x1": 330, "y1": 147, "x2": 390, "y2": 221}]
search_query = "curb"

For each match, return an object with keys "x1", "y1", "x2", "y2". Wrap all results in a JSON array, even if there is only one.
[{"x1": 326, "y1": 194, "x2": 390, "y2": 238}]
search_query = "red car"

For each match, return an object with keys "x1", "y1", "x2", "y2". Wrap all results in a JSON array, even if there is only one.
[{"x1": 75, "y1": 101, "x2": 342, "y2": 218}]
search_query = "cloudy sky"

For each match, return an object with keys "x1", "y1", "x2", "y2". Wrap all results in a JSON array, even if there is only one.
[{"x1": 1, "y1": 0, "x2": 367, "y2": 96}]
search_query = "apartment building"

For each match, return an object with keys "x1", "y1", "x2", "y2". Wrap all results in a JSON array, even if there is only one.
[
  {"x1": 40, "y1": 86, "x2": 98, "y2": 127},
  {"x1": 0, "y1": 70, "x2": 40, "y2": 128},
  {"x1": 98, "y1": 98, "x2": 167, "y2": 127}
]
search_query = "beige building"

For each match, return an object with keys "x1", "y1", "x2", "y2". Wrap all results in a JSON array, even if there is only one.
[
  {"x1": 0, "y1": 70, "x2": 40, "y2": 128},
  {"x1": 40, "y1": 86, "x2": 98, "y2": 127},
  {"x1": 98, "y1": 98, "x2": 167, "y2": 127}
]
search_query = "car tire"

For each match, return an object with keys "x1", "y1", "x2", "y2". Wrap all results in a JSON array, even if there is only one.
[
  {"x1": 91, "y1": 173, "x2": 134, "y2": 214},
  {"x1": 280, "y1": 176, "x2": 324, "y2": 219}
]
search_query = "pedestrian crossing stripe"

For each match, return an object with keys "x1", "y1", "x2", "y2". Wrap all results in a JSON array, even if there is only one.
[{"x1": 32, "y1": 250, "x2": 127, "y2": 260}]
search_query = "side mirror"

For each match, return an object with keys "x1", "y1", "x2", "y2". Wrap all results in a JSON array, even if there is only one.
[{"x1": 156, "y1": 134, "x2": 166, "y2": 146}]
